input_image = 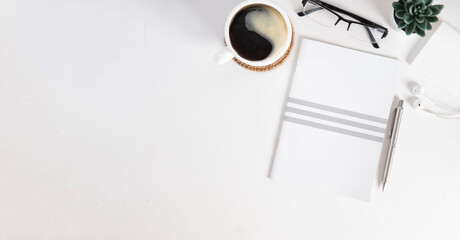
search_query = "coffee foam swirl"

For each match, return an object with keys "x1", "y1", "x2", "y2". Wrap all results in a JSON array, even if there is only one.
[{"x1": 244, "y1": 7, "x2": 287, "y2": 59}]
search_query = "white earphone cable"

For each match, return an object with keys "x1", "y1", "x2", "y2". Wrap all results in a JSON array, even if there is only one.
[
  {"x1": 424, "y1": 109, "x2": 460, "y2": 119},
  {"x1": 418, "y1": 93, "x2": 460, "y2": 115},
  {"x1": 433, "y1": 113, "x2": 460, "y2": 119}
]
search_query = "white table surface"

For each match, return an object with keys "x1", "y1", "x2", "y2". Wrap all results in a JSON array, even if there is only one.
[{"x1": 1, "y1": 0, "x2": 460, "y2": 239}]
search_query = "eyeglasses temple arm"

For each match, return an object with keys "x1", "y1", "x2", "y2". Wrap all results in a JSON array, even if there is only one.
[{"x1": 364, "y1": 27, "x2": 380, "y2": 48}]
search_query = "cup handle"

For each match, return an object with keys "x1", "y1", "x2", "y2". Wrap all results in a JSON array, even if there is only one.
[{"x1": 214, "y1": 47, "x2": 234, "y2": 65}]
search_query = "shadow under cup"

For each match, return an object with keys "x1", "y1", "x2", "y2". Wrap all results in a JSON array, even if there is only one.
[{"x1": 229, "y1": 4, "x2": 289, "y2": 63}]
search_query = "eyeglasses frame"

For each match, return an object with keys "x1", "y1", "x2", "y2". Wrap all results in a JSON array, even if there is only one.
[{"x1": 298, "y1": 0, "x2": 388, "y2": 48}]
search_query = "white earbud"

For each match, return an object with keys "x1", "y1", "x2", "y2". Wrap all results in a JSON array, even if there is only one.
[
  {"x1": 412, "y1": 98, "x2": 425, "y2": 111},
  {"x1": 410, "y1": 84, "x2": 460, "y2": 119},
  {"x1": 412, "y1": 85, "x2": 425, "y2": 96}
]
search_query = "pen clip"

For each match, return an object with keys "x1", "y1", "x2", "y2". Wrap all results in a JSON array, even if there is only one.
[
  {"x1": 388, "y1": 102, "x2": 404, "y2": 138},
  {"x1": 388, "y1": 107, "x2": 398, "y2": 138}
]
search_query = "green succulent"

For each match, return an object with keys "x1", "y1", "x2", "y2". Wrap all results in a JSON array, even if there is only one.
[{"x1": 392, "y1": 0, "x2": 444, "y2": 37}]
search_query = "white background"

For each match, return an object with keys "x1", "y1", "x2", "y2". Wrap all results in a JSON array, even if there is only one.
[{"x1": 1, "y1": 0, "x2": 460, "y2": 239}]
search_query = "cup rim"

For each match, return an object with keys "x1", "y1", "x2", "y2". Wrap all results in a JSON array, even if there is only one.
[{"x1": 224, "y1": 0, "x2": 292, "y2": 67}]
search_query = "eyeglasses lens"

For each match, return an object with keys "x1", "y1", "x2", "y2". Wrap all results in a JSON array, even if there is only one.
[
  {"x1": 348, "y1": 24, "x2": 385, "y2": 43},
  {"x1": 303, "y1": 1, "x2": 338, "y2": 27}
]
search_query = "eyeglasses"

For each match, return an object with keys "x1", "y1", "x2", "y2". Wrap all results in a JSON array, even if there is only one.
[{"x1": 298, "y1": 0, "x2": 388, "y2": 48}]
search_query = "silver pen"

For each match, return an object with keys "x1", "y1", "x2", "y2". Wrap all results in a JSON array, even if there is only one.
[{"x1": 382, "y1": 100, "x2": 404, "y2": 192}]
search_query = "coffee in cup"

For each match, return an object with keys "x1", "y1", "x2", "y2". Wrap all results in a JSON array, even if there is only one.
[
  {"x1": 215, "y1": 1, "x2": 293, "y2": 70},
  {"x1": 229, "y1": 4, "x2": 288, "y2": 61}
]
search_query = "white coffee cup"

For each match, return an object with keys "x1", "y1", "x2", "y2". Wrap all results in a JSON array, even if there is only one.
[{"x1": 214, "y1": 1, "x2": 292, "y2": 67}]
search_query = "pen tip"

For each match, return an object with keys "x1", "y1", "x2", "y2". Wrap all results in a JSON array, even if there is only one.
[{"x1": 382, "y1": 182, "x2": 386, "y2": 192}]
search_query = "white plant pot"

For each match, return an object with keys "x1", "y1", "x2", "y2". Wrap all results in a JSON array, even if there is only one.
[{"x1": 390, "y1": 10, "x2": 400, "y2": 31}]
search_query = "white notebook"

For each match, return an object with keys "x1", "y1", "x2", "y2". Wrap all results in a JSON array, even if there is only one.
[
  {"x1": 411, "y1": 22, "x2": 460, "y2": 96},
  {"x1": 270, "y1": 39, "x2": 399, "y2": 201}
]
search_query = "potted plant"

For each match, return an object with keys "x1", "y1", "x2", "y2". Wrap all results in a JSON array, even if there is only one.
[{"x1": 392, "y1": 0, "x2": 444, "y2": 37}]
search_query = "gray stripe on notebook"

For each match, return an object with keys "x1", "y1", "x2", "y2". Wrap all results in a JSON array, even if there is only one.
[
  {"x1": 285, "y1": 107, "x2": 386, "y2": 133},
  {"x1": 288, "y1": 97, "x2": 388, "y2": 124},
  {"x1": 284, "y1": 116, "x2": 384, "y2": 143}
]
